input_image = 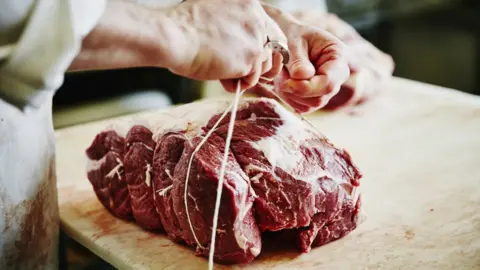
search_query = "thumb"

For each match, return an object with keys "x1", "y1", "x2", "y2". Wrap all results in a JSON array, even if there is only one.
[{"x1": 286, "y1": 39, "x2": 315, "y2": 80}]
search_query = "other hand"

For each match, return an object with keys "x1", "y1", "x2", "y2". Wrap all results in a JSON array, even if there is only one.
[
  {"x1": 291, "y1": 11, "x2": 395, "y2": 110},
  {"x1": 258, "y1": 4, "x2": 350, "y2": 114}
]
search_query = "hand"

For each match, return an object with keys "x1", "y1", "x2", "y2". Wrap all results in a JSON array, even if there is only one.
[
  {"x1": 291, "y1": 11, "x2": 395, "y2": 110},
  {"x1": 259, "y1": 4, "x2": 350, "y2": 114},
  {"x1": 166, "y1": 0, "x2": 287, "y2": 92}
]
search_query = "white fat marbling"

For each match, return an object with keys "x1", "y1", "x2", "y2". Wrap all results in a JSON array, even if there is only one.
[
  {"x1": 157, "y1": 184, "x2": 173, "y2": 196},
  {"x1": 106, "y1": 162, "x2": 122, "y2": 180},
  {"x1": 144, "y1": 144, "x2": 154, "y2": 152},
  {"x1": 244, "y1": 164, "x2": 265, "y2": 175},
  {"x1": 252, "y1": 102, "x2": 329, "y2": 184},
  {"x1": 145, "y1": 164, "x2": 152, "y2": 187},
  {"x1": 150, "y1": 98, "x2": 273, "y2": 141},
  {"x1": 151, "y1": 98, "x2": 232, "y2": 141},
  {"x1": 230, "y1": 169, "x2": 256, "y2": 254},
  {"x1": 164, "y1": 169, "x2": 174, "y2": 181},
  {"x1": 250, "y1": 173, "x2": 263, "y2": 184}
]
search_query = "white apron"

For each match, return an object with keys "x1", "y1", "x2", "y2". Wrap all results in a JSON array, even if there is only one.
[{"x1": 0, "y1": 0, "x2": 105, "y2": 268}]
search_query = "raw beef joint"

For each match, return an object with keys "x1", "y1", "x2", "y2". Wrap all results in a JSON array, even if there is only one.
[
  {"x1": 86, "y1": 130, "x2": 132, "y2": 220},
  {"x1": 85, "y1": 98, "x2": 363, "y2": 264},
  {"x1": 124, "y1": 125, "x2": 163, "y2": 230}
]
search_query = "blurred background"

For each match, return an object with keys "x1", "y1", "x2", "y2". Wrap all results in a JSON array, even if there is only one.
[
  {"x1": 54, "y1": 0, "x2": 480, "y2": 130},
  {"x1": 60, "y1": 0, "x2": 480, "y2": 268}
]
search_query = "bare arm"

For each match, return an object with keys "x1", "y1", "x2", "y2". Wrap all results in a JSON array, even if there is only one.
[
  {"x1": 70, "y1": 0, "x2": 286, "y2": 93},
  {"x1": 69, "y1": 0, "x2": 187, "y2": 71}
]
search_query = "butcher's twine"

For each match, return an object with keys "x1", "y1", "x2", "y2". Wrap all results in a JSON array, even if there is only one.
[
  {"x1": 183, "y1": 80, "x2": 246, "y2": 270},
  {"x1": 208, "y1": 80, "x2": 244, "y2": 269}
]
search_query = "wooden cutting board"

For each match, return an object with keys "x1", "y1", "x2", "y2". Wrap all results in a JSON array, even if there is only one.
[{"x1": 55, "y1": 77, "x2": 480, "y2": 270}]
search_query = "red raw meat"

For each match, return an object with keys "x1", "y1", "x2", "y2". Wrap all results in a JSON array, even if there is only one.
[
  {"x1": 85, "y1": 98, "x2": 363, "y2": 264},
  {"x1": 124, "y1": 125, "x2": 163, "y2": 230},
  {"x1": 86, "y1": 130, "x2": 132, "y2": 220}
]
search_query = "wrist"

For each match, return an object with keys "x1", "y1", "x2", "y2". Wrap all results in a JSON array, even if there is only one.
[{"x1": 157, "y1": 5, "x2": 200, "y2": 72}]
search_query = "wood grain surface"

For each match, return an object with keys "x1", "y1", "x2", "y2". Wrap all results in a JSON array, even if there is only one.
[{"x1": 56, "y1": 78, "x2": 480, "y2": 270}]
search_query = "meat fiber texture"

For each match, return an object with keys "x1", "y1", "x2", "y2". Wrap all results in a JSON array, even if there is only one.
[{"x1": 85, "y1": 98, "x2": 363, "y2": 264}]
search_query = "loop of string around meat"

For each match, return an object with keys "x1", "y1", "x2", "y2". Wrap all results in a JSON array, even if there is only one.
[
  {"x1": 184, "y1": 77, "x2": 359, "y2": 270},
  {"x1": 183, "y1": 80, "x2": 246, "y2": 270}
]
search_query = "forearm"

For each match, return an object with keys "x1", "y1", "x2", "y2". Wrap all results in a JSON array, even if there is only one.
[{"x1": 69, "y1": 0, "x2": 185, "y2": 71}]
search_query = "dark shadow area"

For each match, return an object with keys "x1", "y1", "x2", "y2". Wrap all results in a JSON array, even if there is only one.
[
  {"x1": 331, "y1": 0, "x2": 480, "y2": 95},
  {"x1": 54, "y1": 68, "x2": 202, "y2": 109}
]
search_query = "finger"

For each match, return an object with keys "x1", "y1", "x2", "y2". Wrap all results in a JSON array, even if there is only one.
[
  {"x1": 220, "y1": 79, "x2": 237, "y2": 93},
  {"x1": 240, "y1": 57, "x2": 263, "y2": 90},
  {"x1": 313, "y1": 44, "x2": 350, "y2": 94},
  {"x1": 273, "y1": 67, "x2": 290, "y2": 92},
  {"x1": 309, "y1": 29, "x2": 343, "y2": 63},
  {"x1": 262, "y1": 51, "x2": 283, "y2": 79},
  {"x1": 286, "y1": 38, "x2": 315, "y2": 80},
  {"x1": 263, "y1": 10, "x2": 287, "y2": 45},
  {"x1": 283, "y1": 92, "x2": 326, "y2": 109},
  {"x1": 280, "y1": 36, "x2": 349, "y2": 99},
  {"x1": 282, "y1": 74, "x2": 339, "y2": 98},
  {"x1": 261, "y1": 9, "x2": 287, "y2": 78},
  {"x1": 260, "y1": 47, "x2": 273, "y2": 76},
  {"x1": 281, "y1": 94, "x2": 312, "y2": 114},
  {"x1": 317, "y1": 49, "x2": 350, "y2": 80}
]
